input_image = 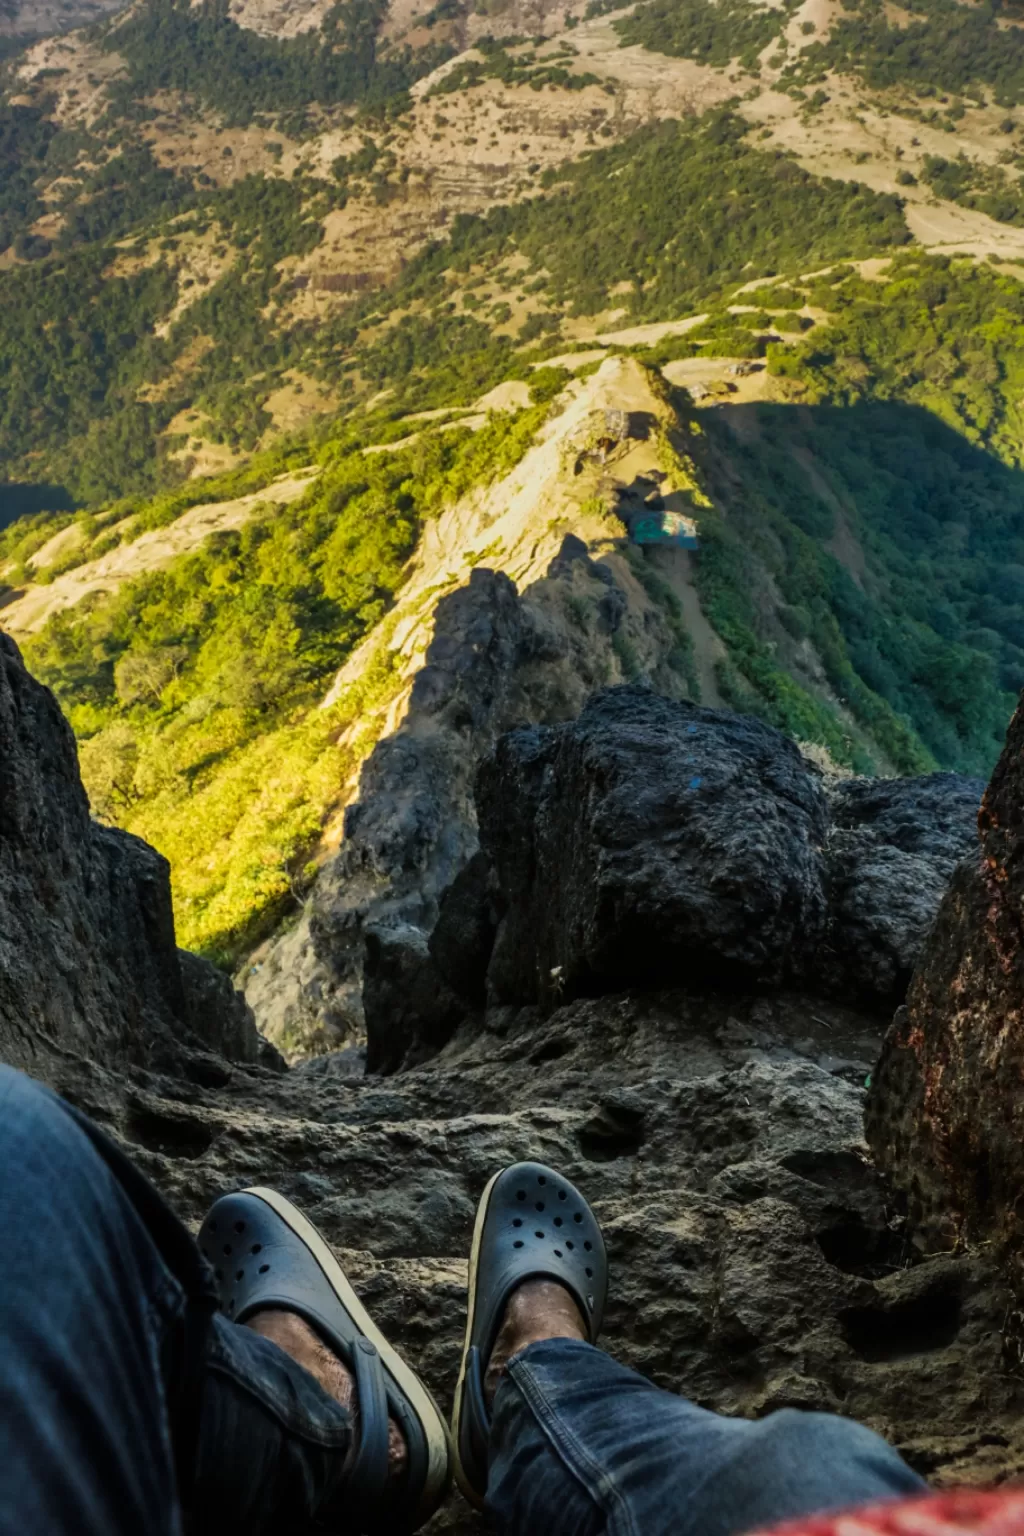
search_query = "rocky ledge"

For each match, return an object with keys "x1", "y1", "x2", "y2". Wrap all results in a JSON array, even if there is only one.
[{"x1": 3, "y1": 635, "x2": 1023, "y2": 1530}]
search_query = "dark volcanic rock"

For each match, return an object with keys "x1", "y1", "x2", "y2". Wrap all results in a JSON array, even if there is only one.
[
  {"x1": 0, "y1": 633, "x2": 258, "y2": 1077},
  {"x1": 178, "y1": 950, "x2": 260, "y2": 1065},
  {"x1": 363, "y1": 923, "x2": 466, "y2": 1074},
  {"x1": 867, "y1": 698, "x2": 1024, "y2": 1273},
  {"x1": 478, "y1": 686, "x2": 831, "y2": 1006},
  {"x1": 817, "y1": 773, "x2": 982, "y2": 1007},
  {"x1": 429, "y1": 851, "x2": 503, "y2": 1008}
]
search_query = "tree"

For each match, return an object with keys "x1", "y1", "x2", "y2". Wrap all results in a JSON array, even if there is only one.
[{"x1": 113, "y1": 645, "x2": 188, "y2": 705}]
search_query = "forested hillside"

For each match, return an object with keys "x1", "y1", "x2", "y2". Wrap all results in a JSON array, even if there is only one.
[{"x1": 4, "y1": 0, "x2": 1024, "y2": 974}]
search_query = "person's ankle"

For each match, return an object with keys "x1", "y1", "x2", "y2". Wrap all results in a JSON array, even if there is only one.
[
  {"x1": 246, "y1": 1309, "x2": 408, "y2": 1480},
  {"x1": 484, "y1": 1279, "x2": 587, "y2": 1405}
]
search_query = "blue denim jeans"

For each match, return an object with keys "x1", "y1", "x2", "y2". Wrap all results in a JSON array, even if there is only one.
[
  {"x1": 0, "y1": 1065, "x2": 352, "y2": 1535},
  {"x1": 0, "y1": 1065, "x2": 925, "y2": 1535},
  {"x1": 488, "y1": 1341, "x2": 926, "y2": 1536}
]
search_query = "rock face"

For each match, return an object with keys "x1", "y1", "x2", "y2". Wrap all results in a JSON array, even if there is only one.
[
  {"x1": 178, "y1": 950, "x2": 262, "y2": 1066},
  {"x1": 0, "y1": 632, "x2": 259, "y2": 1076},
  {"x1": 429, "y1": 851, "x2": 503, "y2": 1009},
  {"x1": 362, "y1": 923, "x2": 464, "y2": 1075},
  {"x1": 866, "y1": 699, "x2": 1024, "y2": 1277},
  {"x1": 817, "y1": 773, "x2": 984, "y2": 1007}
]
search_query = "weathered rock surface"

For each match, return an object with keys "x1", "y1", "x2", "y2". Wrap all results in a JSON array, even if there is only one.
[
  {"x1": 62, "y1": 987, "x2": 1024, "y2": 1517},
  {"x1": 817, "y1": 773, "x2": 983, "y2": 1007},
  {"x1": 867, "y1": 698, "x2": 1024, "y2": 1284},
  {"x1": 478, "y1": 687, "x2": 831, "y2": 1006}
]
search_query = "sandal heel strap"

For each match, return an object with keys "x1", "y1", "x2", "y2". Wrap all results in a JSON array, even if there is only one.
[
  {"x1": 347, "y1": 1337, "x2": 390, "y2": 1509},
  {"x1": 464, "y1": 1345, "x2": 492, "y2": 1476}
]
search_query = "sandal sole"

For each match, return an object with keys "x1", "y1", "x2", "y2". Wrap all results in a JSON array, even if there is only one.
[
  {"x1": 451, "y1": 1166, "x2": 503, "y2": 1509},
  {"x1": 451, "y1": 1161, "x2": 509, "y2": 1511},
  {"x1": 243, "y1": 1186, "x2": 453, "y2": 1524}
]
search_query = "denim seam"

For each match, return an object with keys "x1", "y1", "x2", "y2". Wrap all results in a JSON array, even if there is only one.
[
  {"x1": 204, "y1": 1356, "x2": 352, "y2": 1450},
  {"x1": 507, "y1": 1356, "x2": 640, "y2": 1536}
]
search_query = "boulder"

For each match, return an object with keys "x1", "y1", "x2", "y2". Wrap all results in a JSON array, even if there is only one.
[
  {"x1": 477, "y1": 686, "x2": 831, "y2": 1006},
  {"x1": 816, "y1": 773, "x2": 982, "y2": 1007},
  {"x1": 866, "y1": 694, "x2": 1024, "y2": 1271}
]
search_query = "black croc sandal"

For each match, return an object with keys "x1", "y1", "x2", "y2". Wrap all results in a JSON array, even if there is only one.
[
  {"x1": 452, "y1": 1161, "x2": 608, "y2": 1506},
  {"x1": 198, "y1": 1186, "x2": 452, "y2": 1533}
]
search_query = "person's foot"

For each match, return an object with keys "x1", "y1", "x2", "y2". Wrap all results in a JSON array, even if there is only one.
[
  {"x1": 247, "y1": 1309, "x2": 409, "y2": 1480},
  {"x1": 452, "y1": 1161, "x2": 607, "y2": 1506},
  {"x1": 483, "y1": 1278, "x2": 587, "y2": 1404}
]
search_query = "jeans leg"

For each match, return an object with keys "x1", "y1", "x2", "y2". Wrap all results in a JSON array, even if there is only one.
[
  {"x1": 193, "y1": 1313, "x2": 353, "y2": 1531},
  {"x1": 0, "y1": 1065, "x2": 188, "y2": 1536},
  {"x1": 0, "y1": 1066, "x2": 354, "y2": 1536},
  {"x1": 487, "y1": 1339, "x2": 926, "y2": 1536}
]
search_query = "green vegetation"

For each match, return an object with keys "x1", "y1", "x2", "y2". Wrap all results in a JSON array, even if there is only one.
[
  {"x1": 0, "y1": 171, "x2": 329, "y2": 500},
  {"x1": 618, "y1": 0, "x2": 796, "y2": 70},
  {"x1": 0, "y1": 100, "x2": 56, "y2": 255},
  {"x1": 23, "y1": 404, "x2": 551, "y2": 960},
  {"x1": 757, "y1": 253, "x2": 1024, "y2": 769},
  {"x1": 0, "y1": 247, "x2": 177, "y2": 504},
  {"x1": 789, "y1": 0, "x2": 1024, "y2": 106},
  {"x1": 920, "y1": 154, "x2": 1024, "y2": 226},
  {"x1": 770, "y1": 254, "x2": 1024, "y2": 463},
  {"x1": 106, "y1": 0, "x2": 452, "y2": 127},
  {"x1": 373, "y1": 112, "x2": 909, "y2": 332},
  {"x1": 0, "y1": 36, "x2": 31, "y2": 63},
  {"x1": 58, "y1": 144, "x2": 195, "y2": 247},
  {"x1": 429, "y1": 36, "x2": 602, "y2": 94},
  {"x1": 0, "y1": 106, "x2": 910, "y2": 506}
]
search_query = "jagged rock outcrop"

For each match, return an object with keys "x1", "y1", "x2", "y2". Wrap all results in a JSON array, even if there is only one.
[
  {"x1": 478, "y1": 688, "x2": 831, "y2": 1005},
  {"x1": 246, "y1": 538, "x2": 689, "y2": 1057},
  {"x1": 418, "y1": 688, "x2": 980, "y2": 1026},
  {"x1": 816, "y1": 773, "x2": 984, "y2": 1007},
  {"x1": 0, "y1": 632, "x2": 260, "y2": 1077},
  {"x1": 866, "y1": 697, "x2": 1024, "y2": 1281}
]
